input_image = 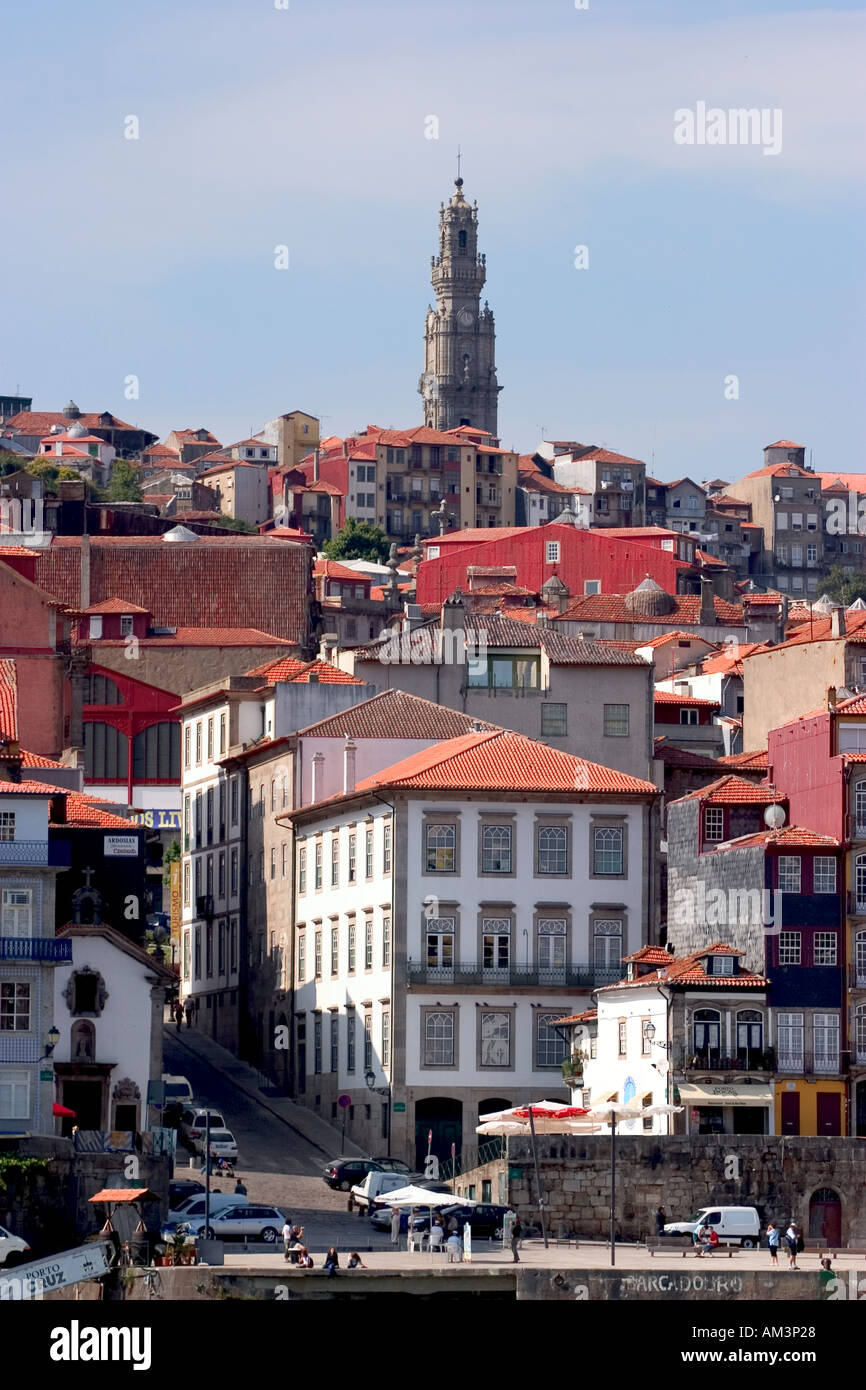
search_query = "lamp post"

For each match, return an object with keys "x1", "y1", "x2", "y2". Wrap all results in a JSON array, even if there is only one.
[
  {"x1": 365, "y1": 1068, "x2": 391, "y2": 1158},
  {"x1": 45, "y1": 1026, "x2": 60, "y2": 1057},
  {"x1": 645, "y1": 1020, "x2": 672, "y2": 1113}
]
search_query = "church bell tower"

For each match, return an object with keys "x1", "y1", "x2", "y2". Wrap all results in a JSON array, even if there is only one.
[{"x1": 419, "y1": 175, "x2": 501, "y2": 436}]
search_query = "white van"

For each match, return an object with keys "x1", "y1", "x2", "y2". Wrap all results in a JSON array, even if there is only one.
[
  {"x1": 351, "y1": 1170, "x2": 414, "y2": 1212},
  {"x1": 664, "y1": 1205, "x2": 760, "y2": 1248}
]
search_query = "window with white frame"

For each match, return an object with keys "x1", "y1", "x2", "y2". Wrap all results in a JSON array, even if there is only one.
[
  {"x1": 813, "y1": 1013, "x2": 839, "y2": 1070},
  {"x1": 331, "y1": 837, "x2": 339, "y2": 886},
  {"x1": 426, "y1": 917, "x2": 455, "y2": 972},
  {"x1": 480, "y1": 1011, "x2": 511, "y2": 1067},
  {"x1": 778, "y1": 931, "x2": 801, "y2": 965},
  {"x1": 297, "y1": 932, "x2": 306, "y2": 983},
  {"x1": 481, "y1": 824, "x2": 512, "y2": 873},
  {"x1": 1, "y1": 890, "x2": 32, "y2": 937},
  {"x1": 618, "y1": 1019, "x2": 627, "y2": 1056},
  {"x1": 603, "y1": 704, "x2": 629, "y2": 737},
  {"x1": 314, "y1": 930, "x2": 322, "y2": 978},
  {"x1": 348, "y1": 833, "x2": 356, "y2": 882},
  {"x1": 0, "y1": 1069, "x2": 30, "y2": 1120},
  {"x1": 330, "y1": 1014, "x2": 339, "y2": 1072},
  {"x1": 545, "y1": 540, "x2": 560, "y2": 564},
  {"x1": 426, "y1": 823, "x2": 456, "y2": 873},
  {"x1": 593, "y1": 827, "x2": 623, "y2": 875},
  {"x1": 346, "y1": 1011, "x2": 356, "y2": 1072},
  {"x1": 424, "y1": 1009, "x2": 455, "y2": 1067},
  {"x1": 704, "y1": 807, "x2": 724, "y2": 842},
  {"x1": 313, "y1": 1017, "x2": 322, "y2": 1073},
  {"x1": 0, "y1": 981, "x2": 31, "y2": 1031},
  {"x1": 364, "y1": 919, "x2": 373, "y2": 969},
  {"x1": 482, "y1": 917, "x2": 511, "y2": 973},
  {"x1": 538, "y1": 918, "x2": 567, "y2": 977},
  {"x1": 813, "y1": 932, "x2": 838, "y2": 967},
  {"x1": 593, "y1": 918, "x2": 622, "y2": 978},
  {"x1": 381, "y1": 1009, "x2": 391, "y2": 1068},
  {"x1": 364, "y1": 1014, "x2": 373, "y2": 1069},
  {"x1": 382, "y1": 915, "x2": 391, "y2": 968},
  {"x1": 330, "y1": 926, "x2": 339, "y2": 976},
  {"x1": 347, "y1": 921, "x2": 356, "y2": 972},
  {"x1": 537, "y1": 825, "x2": 568, "y2": 874},
  {"x1": 383, "y1": 823, "x2": 392, "y2": 874},
  {"x1": 680, "y1": 707, "x2": 699, "y2": 726},
  {"x1": 0, "y1": 813, "x2": 15, "y2": 842},
  {"x1": 778, "y1": 856, "x2": 801, "y2": 893},
  {"x1": 536, "y1": 1012, "x2": 567, "y2": 1067},
  {"x1": 813, "y1": 857, "x2": 836, "y2": 894},
  {"x1": 298, "y1": 848, "x2": 306, "y2": 895}
]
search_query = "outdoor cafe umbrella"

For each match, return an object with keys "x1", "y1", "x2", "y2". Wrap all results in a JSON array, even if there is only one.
[
  {"x1": 53, "y1": 1103, "x2": 77, "y2": 1117},
  {"x1": 586, "y1": 1101, "x2": 683, "y2": 1266},
  {"x1": 477, "y1": 1102, "x2": 593, "y2": 1249},
  {"x1": 376, "y1": 1184, "x2": 474, "y2": 1251}
]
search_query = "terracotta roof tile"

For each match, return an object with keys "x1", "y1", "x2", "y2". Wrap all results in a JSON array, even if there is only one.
[
  {"x1": 313, "y1": 560, "x2": 372, "y2": 583},
  {"x1": 83, "y1": 597, "x2": 150, "y2": 615},
  {"x1": 639, "y1": 631, "x2": 709, "y2": 649},
  {"x1": 653, "y1": 740, "x2": 721, "y2": 769},
  {"x1": 0, "y1": 660, "x2": 17, "y2": 740},
  {"x1": 52, "y1": 792, "x2": 140, "y2": 830},
  {"x1": 297, "y1": 690, "x2": 502, "y2": 741},
  {"x1": 355, "y1": 729, "x2": 659, "y2": 796},
  {"x1": 718, "y1": 749, "x2": 769, "y2": 769},
  {"x1": 556, "y1": 593, "x2": 745, "y2": 626},
  {"x1": 712, "y1": 826, "x2": 840, "y2": 850},
  {"x1": 246, "y1": 656, "x2": 362, "y2": 685},
  {"x1": 19, "y1": 749, "x2": 69, "y2": 769},
  {"x1": 654, "y1": 690, "x2": 719, "y2": 707},
  {"x1": 673, "y1": 774, "x2": 783, "y2": 806}
]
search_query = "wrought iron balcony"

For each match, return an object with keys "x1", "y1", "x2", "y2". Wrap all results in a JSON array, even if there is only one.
[
  {"x1": 674, "y1": 1046, "x2": 775, "y2": 1073},
  {"x1": 0, "y1": 937, "x2": 72, "y2": 963},
  {"x1": 776, "y1": 1050, "x2": 845, "y2": 1075},
  {"x1": 0, "y1": 840, "x2": 71, "y2": 866},
  {"x1": 406, "y1": 960, "x2": 621, "y2": 989}
]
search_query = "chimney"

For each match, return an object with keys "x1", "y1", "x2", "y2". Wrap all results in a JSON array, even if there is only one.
[
  {"x1": 311, "y1": 751, "x2": 325, "y2": 802},
  {"x1": 343, "y1": 737, "x2": 357, "y2": 794},
  {"x1": 80, "y1": 533, "x2": 91, "y2": 610},
  {"x1": 313, "y1": 448, "x2": 320, "y2": 483},
  {"x1": 699, "y1": 574, "x2": 715, "y2": 626},
  {"x1": 441, "y1": 588, "x2": 466, "y2": 631},
  {"x1": 831, "y1": 607, "x2": 846, "y2": 638}
]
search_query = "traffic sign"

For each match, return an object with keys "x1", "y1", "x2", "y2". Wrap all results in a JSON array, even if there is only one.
[
  {"x1": 392, "y1": 1102, "x2": 406, "y2": 1113},
  {"x1": 337, "y1": 1094, "x2": 351, "y2": 1109}
]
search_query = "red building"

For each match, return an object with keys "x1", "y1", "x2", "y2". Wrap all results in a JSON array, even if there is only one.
[{"x1": 415, "y1": 520, "x2": 687, "y2": 607}]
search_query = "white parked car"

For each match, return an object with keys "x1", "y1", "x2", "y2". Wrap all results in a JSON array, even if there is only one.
[
  {"x1": 0, "y1": 1223, "x2": 30, "y2": 1268},
  {"x1": 185, "y1": 1204, "x2": 286, "y2": 1243},
  {"x1": 162, "y1": 1193, "x2": 248, "y2": 1240},
  {"x1": 180, "y1": 1109, "x2": 227, "y2": 1153},
  {"x1": 161, "y1": 1074, "x2": 195, "y2": 1106},
  {"x1": 664, "y1": 1205, "x2": 760, "y2": 1248},
  {"x1": 205, "y1": 1129, "x2": 238, "y2": 1162}
]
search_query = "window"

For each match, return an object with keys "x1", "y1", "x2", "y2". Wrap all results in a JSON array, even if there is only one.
[
  {"x1": 331, "y1": 836, "x2": 339, "y2": 886},
  {"x1": 593, "y1": 918, "x2": 623, "y2": 980},
  {"x1": 791, "y1": 513, "x2": 803, "y2": 531},
  {"x1": 736, "y1": 1009, "x2": 763, "y2": 1062},
  {"x1": 0, "y1": 982, "x2": 31, "y2": 1031},
  {"x1": 346, "y1": 1012, "x2": 356, "y2": 1071},
  {"x1": 778, "y1": 856, "x2": 801, "y2": 893},
  {"x1": 641, "y1": 1018, "x2": 653, "y2": 1055},
  {"x1": 693, "y1": 1009, "x2": 721, "y2": 1061},
  {"x1": 383, "y1": 822, "x2": 392, "y2": 874},
  {"x1": 806, "y1": 544, "x2": 818, "y2": 564},
  {"x1": 603, "y1": 704, "x2": 629, "y2": 738},
  {"x1": 618, "y1": 1019, "x2": 627, "y2": 1056},
  {"x1": 270, "y1": 779, "x2": 277, "y2": 812},
  {"x1": 467, "y1": 655, "x2": 540, "y2": 690},
  {"x1": 219, "y1": 852, "x2": 226, "y2": 896},
  {"x1": 269, "y1": 848, "x2": 276, "y2": 881},
  {"x1": 348, "y1": 834, "x2": 356, "y2": 882},
  {"x1": 282, "y1": 843, "x2": 288, "y2": 878},
  {"x1": 679, "y1": 708, "x2": 699, "y2": 726},
  {"x1": 83, "y1": 722, "x2": 128, "y2": 779},
  {"x1": 195, "y1": 722, "x2": 202, "y2": 763},
  {"x1": 424, "y1": 1009, "x2": 455, "y2": 1067},
  {"x1": 707, "y1": 954, "x2": 734, "y2": 976},
  {"x1": 183, "y1": 861, "x2": 191, "y2": 907},
  {"x1": 365, "y1": 827, "x2": 373, "y2": 878},
  {"x1": 330, "y1": 1015, "x2": 339, "y2": 1072},
  {"x1": 482, "y1": 917, "x2": 511, "y2": 974},
  {"x1": 365, "y1": 920, "x2": 373, "y2": 969},
  {"x1": 777, "y1": 1012, "x2": 803, "y2": 1069},
  {"x1": 314, "y1": 930, "x2": 322, "y2": 978},
  {"x1": 314, "y1": 842, "x2": 323, "y2": 890},
  {"x1": 184, "y1": 726, "x2": 191, "y2": 769},
  {"x1": 813, "y1": 857, "x2": 836, "y2": 894},
  {"x1": 330, "y1": 926, "x2": 339, "y2": 976},
  {"x1": 541, "y1": 704, "x2": 567, "y2": 737},
  {"x1": 0, "y1": 1070, "x2": 30, "y2": 1120},
  {"x1": 704, "y1": 807, "x2": 724, "y2": 842},
  {"x1": 593, "y1": 826, "x2": 623, "y2": 876},
  {"x1": 230, "y1": 849, "x2": 238, "y2": 896},
  {"x1": 778, "y1": 931, "x2": 801, "y2": 966},
  {"x1": 230, "y1": 778, "x2": 239, "y2": 825},
  {"x1": 1, "y1": 890, "x2": 31, "y2": 937},
  {"x1": 0, "y1": 812, "x2": 14, "y2": 842},
  {"x1": 219, "y1": 713, "x2": 226, "y2": 755},
  {"x1": 314, "y1": 1017, "x2": 322, "y2": 1074},
  {"x1": 537, "y1": 918, "x2": 567, "y2": 979},
  {"x1": 425, "y1": 822, "x2": 456, "y2": 873},
  {"x1": 297, "y1": 932, "x2": 306, "y2": 983},
  {"x1": 132, "y1": 723, "x2": 180, "y2": 780},
  {"x1": 545, "y1": 541, "x2": 560, "y2": 564},
  {"x1": 537, "y1": 824, "x2": 568, "y2": 875},
  {"x1": 481, "y1": 823, "x2": 512, "y2": 874},
  {"x1": 814, "y1": 1013, "x2": 839, "y2": 1070},
  {"x1": 194, "y1": 927, "x2": 201, "y2": 978},
  {"x1": 207, "y1": 718, "x2": 214, "y2": 760},
  {"x1": 382, "y1": 915, "x2": 392, "y2": 968},
  {"x1": 426, "y1": 917, "x2": 456, "y2": 973},
  {"x1": 536, "y1": 1012, "x2": 567, "y2": 1068},
  {"x1": 347, "y1": 922, "x2": 356, "y2": 972},
  {"x1": 813, "y1": 933, "x2": 837, "y2": 967},
  {"x1": 480, "y1": 1011, "x2": 511, "y2": 1067},
  {"x1": 381, "y1": 1009, "x2": 391, "y2": 1068},
  {"x1": 364, "y1": 1014, "x2": 373, "y2": 1069}
]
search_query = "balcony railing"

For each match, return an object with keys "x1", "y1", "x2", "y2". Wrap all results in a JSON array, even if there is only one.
[
  {"x1": 777, "y1": 1050, "x2": 845, "y2": 1075},
  {"x1": 675, "y1": 1047, "x2": 774, "y2": 1073},
  {"x1": 848, "y1": 968, "x2": 866, "y2": 989},
  {"x1": 0, "y1": 840, "x2": 72, "y2": 866},
  {"x1": 854, "y1": 1048, "x2": 866, "y2": 1066},
  {"x1": 0, "y1": 937, "x2": 72, "y2": 963},
  {"x1": 406, "y1": 961, "x2": 622, "y2": 989}
]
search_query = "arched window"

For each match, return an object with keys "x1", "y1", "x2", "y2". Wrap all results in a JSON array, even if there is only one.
[
  {"x1": 855, "y1": 931, "x2": 866, "y2": 987},
  {"x1": 537, "y1": 826, "x2": 567, "y2": 875},
  {"x1": 458, "y1": 229, "x2": 467, "y2": 251},
  {"x1": 856, "y1": 855, "x2": 866, "y2": 912},
  {"x1": 736, "y1": 1009, "x2": 763, "y2": 1066},
  {"x1": 692, "y1": 1009, "x2": 721, "y2": 1063},
  {"x1": 425, "y1": 823, "x2": 456, "y2": 873},
  {"x1": 83, "y1": 722, "x2": 128, "y2": 780},
  {"x1": 424, "y1": 1010, "x2": 455, "y2": 1067},
  {"x1": 855, "y1": 783, "x2": 866, "y2": 835},
  {"x1": 82, "y1": 673, "x2": 122, "y2": 706},
  {"x1": 856, "y1": 1004, "x2": 866, "y2": 1065},
  {"x1": 481, "y1": 824, "x2": 512, "y2": 874},
  {"x1": 132, "y1": 722, "x2": 180, "y2": 780}
]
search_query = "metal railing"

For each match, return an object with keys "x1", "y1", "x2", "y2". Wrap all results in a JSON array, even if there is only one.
[
  {"x1": 674, "y1": 1047, "x2": 774, "y2": 1073},
  {"x1": 406, "y1": 961, "x2": 622, "y2": 988},
  {"x1": 0, "y1": 937, "x2": 72, "y2": 962},
  {"x1": 439, "y1": 1139, "x2": 504, "y2": 1182},
  {"x1": 777, "y1": 1050, "x2": 845, "y2": 1075}
]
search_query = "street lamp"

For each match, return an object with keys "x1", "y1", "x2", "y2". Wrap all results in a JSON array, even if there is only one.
[
  {"x1": 365, "y1": 1068, "x2": 392, "y2": 1157},
  {"x1": 45, "y1": 1026, "x2": 60, "y2": 1057}
]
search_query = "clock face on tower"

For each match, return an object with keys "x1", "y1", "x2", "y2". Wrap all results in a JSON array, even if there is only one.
[{"x1": 457, "y1": 307, "x2": 475, "y2": 329}]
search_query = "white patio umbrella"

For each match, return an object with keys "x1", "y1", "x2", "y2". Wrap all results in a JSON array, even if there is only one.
[
  {"x1": 584, "y1": 1101, "x2": 645, "y2": 1268},
  {"x1": 375, "y1": 1184, "x2": 474, "y2": 1251}
]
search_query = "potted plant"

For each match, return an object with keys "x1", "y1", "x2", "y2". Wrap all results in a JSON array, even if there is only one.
[
  {"x1": 170, "y1": 1230, "x2": 196, "y2": 1266},
  {"x1": 561, "y1": 1050, "x2": 586, "y2": 1084}
]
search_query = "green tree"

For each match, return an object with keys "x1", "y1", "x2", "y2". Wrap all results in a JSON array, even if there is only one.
[
  {"x1": 106, "y1": 460, "x2": 143, "y2": 502},
  {"x1": 323, "y1": 518, "x2": 389, "y2": 563},
  {"x1": 216, "y1": 514, "x2": 258, "y2": 533},
  {"x1": 0, "y1": 451, "x2": 25, "y2": 476},
  {"x1": 25, "y1": 459, "x2": 60, "y2": 483},
  {"x1": 822, "y1": 565, "x2": 866, "y2": 608}
]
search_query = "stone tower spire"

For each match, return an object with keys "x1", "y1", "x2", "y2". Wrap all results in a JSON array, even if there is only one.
[{"x1": 419, "y1": 176, "x2": 501, "y2": 436}]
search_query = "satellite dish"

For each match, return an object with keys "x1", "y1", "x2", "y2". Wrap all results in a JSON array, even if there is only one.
[{"x1": 764, "y1": 804, "x2": 786, "y2": 830}]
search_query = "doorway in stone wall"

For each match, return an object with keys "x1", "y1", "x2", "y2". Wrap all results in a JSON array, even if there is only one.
[{"x1": 809, "y1": 1188, "x2": 842, "y2": 1247}]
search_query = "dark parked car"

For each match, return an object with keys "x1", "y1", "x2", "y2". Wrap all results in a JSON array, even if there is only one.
[
  {"x1": 369, "y1": 1157, "x2": 411, "y2": 1174},
  {"x1": 409, "y1": 1204, "x2": 510, "y2": 1240},
  {"x1": 323, "y1": 1158, "x2": 383, "y2": 1191},
  {"x1": 169, "y1": 1179, "x2": 205, "y2": 1208}
]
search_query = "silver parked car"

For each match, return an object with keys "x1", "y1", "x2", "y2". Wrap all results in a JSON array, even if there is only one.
[{"x1": 184, "y1": 1204, "x2": 286, "y2": 1243}]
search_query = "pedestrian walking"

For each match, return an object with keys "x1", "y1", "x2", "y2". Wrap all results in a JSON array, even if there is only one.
[
  {"x1": 184, "y1": 997, "x2": 194, "y2": 1029},
  {"x1": 785, "y1": 1221, "x2": 799, "y2": 1270},
  {"x1": 281, "y1": 1220, "x2": 293, "y2": 1261},
  {"x1": 173, "y1": 1001, "x2": 183, "y2": 1031},
  {"x1": 510, "y1": 1212, "x2": 522, "y2": 1263},
  {"x1": 233, "y1": 1177, "x2": 247, "y2": 1196},
  {"x1": 390, "y1": 1206, "x2": 401, "y2": 1246},
  {"x1": 767, "y1": 1222, "x2": 780, "y2": 1266},
  {"x1": 655, "y1": 1206, "x2": 666, "y2": 1237}
]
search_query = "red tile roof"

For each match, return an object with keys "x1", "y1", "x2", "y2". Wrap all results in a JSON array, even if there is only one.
[
  {"x1": 756, "y1": 607, "x2": 866, "y2": 650},
  {"x1": 674, "y1": 774, "x2": 783, "y2": 805},
  {"x1": 699, "y1": 643, "x2": 762, "y2": 675},
  {"x1": 87, "y1": 628, "x2": 290, "y2": 649},
  {"x1": 622, "y1": 945, "x2": 675, "y2": 965},
  {"x1": 639, "y1": 631, "x2": 709, "y2": 649},
  {"x1": 653, "y1": 740, "x2": 722, "y2": 770},
  {"x1": 52, "y1": 792, "x2": 140, "y2": 830},
  {"x1": 354, "y1": 729, "x2": 659, "y2": 796},
  {"x1": 246, "y1": 656, "x2": 362, "y2": 685},
  {"x1": 718, "y1": 749, "x2": 769, "y2": 770},
  {"x1": 0, "y1": 780, "x2": 67, "y2": 795},
  {"x1": 313, "y1": 560, "x2": 373, "y2": 584},
  {"x1": 557, "y1": 1009, "x2": 598, "y2": 1024},
  {"x1": 599, "y1": 942, "x2": 768, "y2": 992},
  {"x1": 9, "y1": 411, "x2": 143, "y2": 435},
  {"x1": 766, "y1": 440, "x2": 804, "y2": 449},
  {"x1": 298, "y1": 690, "x2": 502, "y2": 741},
  {"x1": 815, "y1": 471, "x2": 866, "y2": 492},
  {"x1": 709, "y1": 495, "x2": 749, "y2": 506},
  {"x1": 83, "y1": 597, "x2": 150, "y2": 615},
  {"x1": 355, "y1": 614, "x2": 649, "y2": 667},
  {"x1": 0, "y1": 660, "x2": 17, "y2": 739},
  {"x1": 0, "y1": 546, "x2": 40, "y2": 557},
  {"x1": 696, "y1": 549, "x2": 726, "y2": 567},
  {"x1": 745, "y1": 462, "x2": 812, "y2": 479},
  {"x1": 654, "y1": 690, "x2": 720, "y2": 707},
  {"x1": 556, "y1": 593, "x2": 745, "y2": 626},
  {"x1": 715, "y1": 826, "x2": 840, "y2": 850},
  {"x1": 20, "y1": 749, "x2": 69, "y2": 769}
]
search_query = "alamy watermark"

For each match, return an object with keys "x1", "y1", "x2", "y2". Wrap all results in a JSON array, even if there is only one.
[
  {"x1": 378, "y1": 627, "x2": 487, "y2": 673},
  {"x1": 669, "y1": 882, "x2": 783, "y2": 934},
  {"x1": 674, "y1": 102, "x2": 782, "y2": 157}
]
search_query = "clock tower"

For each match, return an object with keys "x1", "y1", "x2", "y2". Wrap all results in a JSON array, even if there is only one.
[{"x1": 419, "y1": 176, "x2": 501, "y2": 436}]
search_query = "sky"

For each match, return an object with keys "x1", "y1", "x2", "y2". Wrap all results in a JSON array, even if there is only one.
[{"x1": 1, "y1": 0, "x2": 863, "y2": 482}]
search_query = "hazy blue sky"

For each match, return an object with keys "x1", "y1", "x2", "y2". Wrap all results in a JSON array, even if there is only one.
[{"x1": 2, "y1": 0, "x2": 863, "y2": 481}]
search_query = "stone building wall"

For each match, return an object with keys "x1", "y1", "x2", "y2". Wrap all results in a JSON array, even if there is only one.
[{"x1": 456, "y1": 1134, "x2": 866, "y2": 1244}]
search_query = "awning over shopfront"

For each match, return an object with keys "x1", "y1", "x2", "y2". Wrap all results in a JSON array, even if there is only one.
[{"x1": 678, "y1": 1083, "x2": 772, "y2": 1108}]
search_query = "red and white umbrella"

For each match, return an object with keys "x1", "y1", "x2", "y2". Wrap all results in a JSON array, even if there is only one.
[
  {"x1": 478, "y1": 1101, "x2": 599, "y2": 1136},
  {"x1": 481, "y1": 1101, "x2": 589, "y2": 1123}
]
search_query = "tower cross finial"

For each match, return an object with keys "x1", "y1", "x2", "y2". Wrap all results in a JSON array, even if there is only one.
[{"x1": 457, "y1": 145, "x2": 462, "y2": 181}]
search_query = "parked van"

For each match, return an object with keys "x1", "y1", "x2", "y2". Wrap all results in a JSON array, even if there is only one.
[
  {"x1": 351, "y1": 1169, "x2": 416, "y2": 1212},
  {"x1": 664, "y1": 1206, "x2": 760, "y2": 1248}
]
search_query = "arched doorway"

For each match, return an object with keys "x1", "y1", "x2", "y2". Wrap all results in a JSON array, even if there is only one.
[
  {"x1": 809, "y1": 1188, "x2": 842, "y2": 1247},
  {"x1": 414, "y1": 1097, "x2": 462, "y2": 1172}
]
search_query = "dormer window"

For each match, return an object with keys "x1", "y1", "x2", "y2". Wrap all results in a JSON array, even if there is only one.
[
  {"x1": 120, "y1": 615, "x2": 134, "y2": 637},
  {"x1": 707, "y1": 954, "x2": 734, "y2": 976},
  {"x1": 704, "y1": 808, "x2": 724, "y2": 842}
]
